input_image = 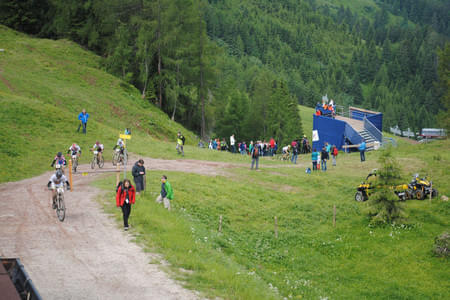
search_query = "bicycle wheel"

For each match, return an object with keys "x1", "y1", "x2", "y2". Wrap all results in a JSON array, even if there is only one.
[
  {"x1": 98, "y1": 155, "x2": 104, "y2": 168},
  {"x1": 91, "y1": 157, "x2": 95, "y2": 169},
  {"x1": 56, "y1": 193, "x2": 66, "y2": 222},
  {"x1": 112, "y1": 152, "x2": 118, "y2": 166},
  {"x1": 73, "y1": 159, "x2": 78, "y2": 173}
]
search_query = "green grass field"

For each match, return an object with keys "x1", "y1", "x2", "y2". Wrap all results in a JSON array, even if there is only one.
[
  {"x1": 96, "y1": 139, "x2": 450, "y2": 299},
  {"x1": 1, "y1": 26, "x2": 449, "y2": 299}
]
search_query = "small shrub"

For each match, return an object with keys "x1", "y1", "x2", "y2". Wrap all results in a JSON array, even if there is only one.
[
  {"x1": 433, "y1": 232, "x2": 449, "y2": 257},
  {"x1": 367, "y1": 147, "x2": 405, "y2": 225}
]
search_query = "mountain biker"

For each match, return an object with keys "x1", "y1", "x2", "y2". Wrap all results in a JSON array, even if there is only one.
[
  {"x1": 47, "y1": 170, "x2": 70, "y2": 209},
  {"x1": 51, "y1": 152, "x2": 66, "y2": 168},
  {"x1": 67, "y1": 143, "x2": 81, "y2": 158},
  {"x1": 113, "y1": 138, "x2": 125, "y2": 155},
  {"x1": 91, "y1": 141, "x2": 104, "y2": 161}
]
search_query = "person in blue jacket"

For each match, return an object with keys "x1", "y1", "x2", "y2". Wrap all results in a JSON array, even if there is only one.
[
  {"x1": 77, "y1": 109, "x2": 89, "y2": 134},
  {"x1": 359, "y1": 141, "x2": 366, "y2": 162},
  {"x1": 311, "y1": 148, "x2": 319, "y2": 171}
]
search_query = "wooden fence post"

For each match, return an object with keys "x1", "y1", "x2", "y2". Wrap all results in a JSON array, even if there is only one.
[
  {"x1": 274, "y1": 216, "x2": 278, "y2": 239},
  {"x1": 68, "y1": 159, "x2": 73, "y2": 192},
  {"x1": 116, "y1": 163, "x2": 120, "y2": 186},
  {"x1": 429, "y1": 182, "x2": 432, "y2": 203},
  {"x1": 333, "y1": 205, "x2": 336, "y2": 227},
  {"x1": 218, "y1": 215, "x2": 222, "y2": 233}
]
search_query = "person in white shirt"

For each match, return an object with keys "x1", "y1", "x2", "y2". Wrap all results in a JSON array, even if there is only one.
[{"x1": 230, "y1": 134, "x2": 236, "y2": 153}]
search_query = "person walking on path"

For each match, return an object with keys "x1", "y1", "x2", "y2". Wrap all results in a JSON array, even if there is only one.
[
  {"x1": 176, "y1": 132, "x2": 185, "y2": 156},
  {"x1": 156, "y1": 175, "x2": 173, "y2": 210},
  {"x1": 359, "y1": 141, "x2": 366, "y2": 162},
  {"x1": 321, "y1": 146, "x2": 329, "y2": 171},
  {"x1": 311, "y1": 148, "x2": 319, "y2": 171},
  {"x1": 77, "y1": 109, "x2": 89, "y2": 134},
  {"x1": 331, "y1": 145, "x2": 338, "y2": 166},
  {"x1": 251, "y1": 141, "x2": 261, "y2": 170},
  {"x1": 230, "y1": 134, "x2": 236, "y2": 153},
  {"x1": 116, "y1": 179, "x2": 136, "y2": 231},
  {"x1": 132, "y1": 159, "x2": 146, "y2": 195}
]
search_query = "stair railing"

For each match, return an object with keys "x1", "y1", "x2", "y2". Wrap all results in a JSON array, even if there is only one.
[{"x1": 363, "y1": 117, "x2": 382, "y2": 142}]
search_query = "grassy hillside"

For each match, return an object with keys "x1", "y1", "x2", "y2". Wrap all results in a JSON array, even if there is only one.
[
  {"x1": 0, "y1": 26, "x2": 260, "y2": 183},
  {"x1": 298, "y1": 105, "x2": 314, "y2": 141}
]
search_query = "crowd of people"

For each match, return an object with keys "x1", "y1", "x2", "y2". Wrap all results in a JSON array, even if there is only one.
[
  {"x1": 206, "y1": 135, "x2": 312, "y2": 158},
  {"x1": 315, "y1": 96, "x2": 336, "y2": 118},
  {"x1": 309, "y1": 142, "x2": 339, "y2": 172}
]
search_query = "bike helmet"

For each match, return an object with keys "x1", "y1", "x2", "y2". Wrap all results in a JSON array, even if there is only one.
[
  {"x1": 56, "y1": 170, "x2": 63, "y2": 179},
  {"x1": 96, "y1": 141, "x2": 100, "y2": 145},
  {"x1": 72, "y1": 143, "x2": 76, "y2": 148},
  {"x1": 57, "y1": 152, "x2": 62, "y2": 158}
]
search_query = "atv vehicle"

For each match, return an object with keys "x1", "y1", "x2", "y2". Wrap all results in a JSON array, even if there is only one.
[
  {"x1": 407, "y1": 174, "x2": 438, "y2": 200},
  {"x1": 354, "y1": 170, "x2": 409, "y2": 202}
]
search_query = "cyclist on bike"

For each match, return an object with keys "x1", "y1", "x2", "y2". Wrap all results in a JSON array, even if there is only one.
[
  {"x1": 51, "y1": 152, "x2": 66, "y2": 168},
  {"x1": 91, "y1": 141, "x2": 104, "y2": 161},
  {"x1": 67, "y1": 143, "x2": 81, "y2": 158},
  {"x1": 113, "y1": 138, "x2": 125, "y2": 155},
  {"x1": 47, "y1": 170, "x2": 70, "y2": 209}
]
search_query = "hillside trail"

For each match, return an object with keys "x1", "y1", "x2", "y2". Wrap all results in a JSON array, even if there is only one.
[
  {"x1": 0, "y1": 154, "x2": 305, "y2": 299},
  {"x1": 0, "y1": 156, "x2": 238, "y2": 300}
]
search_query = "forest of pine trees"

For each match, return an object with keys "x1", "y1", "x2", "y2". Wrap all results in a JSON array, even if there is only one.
[{"x1": 1, "y1": 0, "x2": 448, "y2": 141}]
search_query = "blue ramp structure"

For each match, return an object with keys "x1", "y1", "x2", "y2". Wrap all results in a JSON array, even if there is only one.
[{"x1": 313, "y1": 106, "x2": 383, "y2": 151}]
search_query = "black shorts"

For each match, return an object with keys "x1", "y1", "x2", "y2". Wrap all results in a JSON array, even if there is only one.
[{"x1": 134, "y1": 178, "x2": 144, "y2": 192}]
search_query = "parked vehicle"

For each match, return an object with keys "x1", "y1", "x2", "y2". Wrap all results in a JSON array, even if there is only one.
[
  {"x1": 407, "y1": 174, "x2": 438, "y2": 200},
  {"x1": 354, "y1": 170, "x2": 408, "y2": 202}
]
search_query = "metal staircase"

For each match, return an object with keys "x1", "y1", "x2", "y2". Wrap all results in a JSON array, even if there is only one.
[{"x1": 358, "y1": 129, "x2": 376, "y2": 151}]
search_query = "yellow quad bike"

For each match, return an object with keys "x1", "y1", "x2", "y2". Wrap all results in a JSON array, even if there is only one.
[
  {"x1": 407, "y1": 174, "x2": 438, "y2": 200},
  {"x1": 354, "y1": 170, "x2": 409, "y2": 202}
]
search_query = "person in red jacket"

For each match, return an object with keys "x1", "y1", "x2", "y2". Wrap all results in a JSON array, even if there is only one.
[{"x1": 116, "y1": 179, "x2": 136, "y2": 231}]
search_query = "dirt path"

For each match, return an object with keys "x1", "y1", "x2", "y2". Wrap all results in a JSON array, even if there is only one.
[{"x1": 0, "y1": 157, "x2": 235, "y2": 300}]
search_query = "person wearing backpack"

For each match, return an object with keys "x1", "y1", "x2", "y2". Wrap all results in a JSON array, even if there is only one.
[
  {"x1": 251, "y1": 141, "x2": 261, "y2": 170},
  {"x1": 331, "y1": 145, "x2": 338, "y2": 166},
  {"x1": 116, "y1": 179, "x2": 136, "y2": 231}
]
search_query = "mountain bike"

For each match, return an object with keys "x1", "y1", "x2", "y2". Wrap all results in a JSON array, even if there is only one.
[
  {"x1": 55, "y1": 186, "x2": 66, "y2": 222},
  {"x1": 112, "y1": 149, "x2": 127, "y2": 166},
  {"x1": 90, "y1": 150, "x2": 104, "y2": 169}
]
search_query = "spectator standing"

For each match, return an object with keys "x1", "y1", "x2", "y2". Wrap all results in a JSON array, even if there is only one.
[
  {"x1": 77, "y1": 109, "x2": 89, "y2": 134},
  {"x1": 269, "y1": 137, "x2": 275, "y2": 156},
  {"x1": 116, "y1": 179, "x2": 136, "y2": 231},
  {"x1": 321, "y1": 147, "x2": 329, "y2": 171},
  {"x1": 251, "y1": 141, "x2": 260, "y2": 170},
  {"x1": 359, "y1": 141, "x2": 366, "y2": 162},
  {"x1": 230, "y1": 134, "x2": 236, "y2": 153},
  {"x1": 156, "y1": 175, "x2": 173, "y2": 210},
  {"x1": 331, "y1": 145, "x2": 338, "y2": 166},
  {"x1": 240, "y1": 141, "x2": 247, "y2": 155},
  {"x1": 311, "y1": 148, "x2": 319, "y2": 171},
  {"x1": 132, "y1": 159, "x2": 146, "y2": 195},
  {"x1": 291, "y1": 141, "x2": 299, "y2": 164},
  {"x1": 176, "y1": 132, "x2": 185, "y2": 156},
  {"x1": 249, "y1": 141, "x2": 254, "y2": 155},
  {"x1": 325, "y1": 142, "x2": 331, "y2": 154}
]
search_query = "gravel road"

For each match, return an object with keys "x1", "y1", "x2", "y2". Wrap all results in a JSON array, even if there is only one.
[{"x1": 0, "y1": 157, "x2": 234, "y2": 299}]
